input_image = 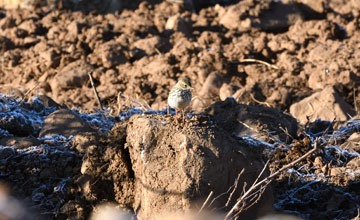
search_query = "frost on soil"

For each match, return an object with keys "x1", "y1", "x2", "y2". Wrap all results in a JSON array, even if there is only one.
[{"x1": 0, "y1": 95, "x2": 360, "y2": 219}]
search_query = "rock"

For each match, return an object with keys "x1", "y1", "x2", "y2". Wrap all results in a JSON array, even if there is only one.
[
  {"x1": 165, "y1": 14, "x2": 192, "y2": 36},
  {"x1": 290, "y1": 86, "x2": 356, "y2": 124},
  {"x1": 126, "y1": 114, "x2": 273, "y2": 220},
  {"x1": 340, "y1": 132, "x2": 360, "y2": 153},
  {"x1": 219, "y1": 83, "x2": 239, "y2": 101},
  {"x1": 60, "y1": 200, "x2": 79, "y2": 214},
  {"x1": 89, "y1": 41, "x2": 127, "y2": 68},
  {"x1": 219, "y1": 2, "x2": 252, "y2": 32},
  {"x1": 219, "y1": 1, "x2": 303, "y2": 32},
  {"x1": 14, "y1": 27, "x2": 28, "y2": 38},
  {"x1": 0, "y1": 136, "x2": 41, "y2": 149},
  {"x1": 277, "y1": 52, "x2": 302, "y2": 74},
  {"x1": 254, "y1": 2, "x2": 304, "y2": 32},
  {"x1": 0, "y1": 36, "x2": 15, "y2": 52},
  {"x1": 65, "y1": 21, "x2": 84, "y2": 42},
  {"x1": 39, "y1": 109, "x2": 95, "y2": 137},
  {"x1": 0, "y1": 16, "x2": 16, "y2": 30},
  {"x1": 72, "y1": 133, "x2": 100, "y2": 153},
  {"x1": 330, "y1": 167, "x2": 345, "y2": 176},
  {"x1": 23, "y1": 36, "x2": 41, "y2": 47},
  {"x1": 39, "y1": 48, "x2": 60, "y2": 68},
  {"x1": 37, "y1": 95, "x2": 63, "y2": 109},
  {"x1": 206, "y1": 98, "x2": 298, "y2": 143},
  {"x1": 313, "y1": 156, "x2": 324, "y2": 167},
  {"x1": 0, "y1": 147, "x2": 15, "y2": 160},
  {"x1": 348, "y1": 132, "x2": 360, "y2": 142},
  {"x1": 132, "y1": 36, "x2": 169, "y2": 56},
  {"x1": 192, "y1": 72, "x2": 225, "y2": 111},
  {"x1": 18, "y1": 19, "x2": 39, "y2": 35},
  {"x1": 295, "y1": 0, "x2": 327, "y2": 14},
  {"x1": 321, "y1": 164, "x2": 328, "y2": 174},
  {"x1": 49, "y1": 60, "x2": 93, "y2": 95},
  {"x1": 346, "y1": 156, "x2": 360, "y2": 170}
]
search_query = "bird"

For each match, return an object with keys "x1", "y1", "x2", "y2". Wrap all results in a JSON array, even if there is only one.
[{"x1": 168, "y1": 77, "x2": 192, "y2": 123}]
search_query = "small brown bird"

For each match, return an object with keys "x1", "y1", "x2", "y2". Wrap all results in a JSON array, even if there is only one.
[{"x1": 168, "y1": 77, "x2": 192, "y2": 123}]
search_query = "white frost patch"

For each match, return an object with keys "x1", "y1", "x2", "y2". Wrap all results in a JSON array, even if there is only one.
[
  {"x1": 0, "y1": 95, "x2": 57, "y2": 136},
  {"x1": 325, "y1": 145, "x2": 360, "y2": 158}
]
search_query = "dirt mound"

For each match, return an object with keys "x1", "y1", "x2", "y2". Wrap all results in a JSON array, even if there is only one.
[
  {"x1": 206, "y1": 98, "x2": 298, "y2": 143},
  {"x1": 74, "y1": 110, "x2": 277, "y2": 219},
  {"x1": 125, "y1": 114, "x2": 273, "y2": 219}
]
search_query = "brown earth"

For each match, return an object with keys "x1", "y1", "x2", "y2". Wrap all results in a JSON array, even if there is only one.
[{"x1": 1, "y1": 0, "x2": 360, "y2": 219}]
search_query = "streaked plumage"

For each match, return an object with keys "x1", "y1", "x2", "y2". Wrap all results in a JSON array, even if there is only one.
[{"x1": 168, "y1": 77, "x2": 192, "y2": 123}]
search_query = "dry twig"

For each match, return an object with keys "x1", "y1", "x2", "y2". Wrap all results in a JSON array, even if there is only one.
[
  {"x1": 117, "y1": 92, "x2": 151, "y2": 113},
  {"x1": 237, "y1": 119, "x2": 282, "y2": 144},
  {"x1": 21, "y1": 81, "x2": 40, "y2": 102},
  {"x1": 208, "y1": 169, "x2": 245, "y2": 210},
  {"x1": 224, "y1": 138, "x2": 320, "y2": 219},
  {"x1": 225, "y1": 170, "x2": 245, "y2": 207},
  {"x1": 250, "y1": 93, "x2": 272, "y2": 108},
  {"x1": 88, "y1": 72, "x2": 104, "y2": 111},
  {"x1": 198, "y1": 191, "x2": 213, "y2": 214},
  {"x1": 238, "y1": 58, "x2": 279, "y2": 70}
]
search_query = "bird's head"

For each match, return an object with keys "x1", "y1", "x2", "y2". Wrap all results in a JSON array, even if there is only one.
[{"x1": 176, "y1": 77, "x2": 192, "y2": 90}]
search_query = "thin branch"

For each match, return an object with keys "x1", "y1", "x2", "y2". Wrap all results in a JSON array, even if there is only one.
[
  {"x1": 208, "y1": 169, "x2": 245, "y2": 212},
  {"x1": 235, "y1": 183, "x2": 269, "y2": 216},
  {"x1": 198, "y1": 191, "x2": 213, "y2": 214},
  {"x1": 250, "y1": 93, "x2": 272, "y2": 108},
  {"x1": 356, "y1": 208, "x2": 360, "y2": 219},
  {"x1": 238, "y1": 58, "x2": 279, "y2": 70},
  {"x1": 209, "y1": 172, "x2": 240, "y2": 209},
  {"x1": 21, "y1": 81, "x2": 40, "y2": 101},
  {"x1": 249, "y1": 160, "x2": 270, "y2": 190},
  {"x1": 225, "y1": 169, "x2": 245, "y2": 207},
  {"x1": 232, "y1": 162, "x2": 271, "y2": 215},
  {"x1": 242, "y1": 182, "x2": 247, "y2": 195},
  {"x1": 237, "y1": 119, "x2": 282, "y2": 144},
  {"x1": 224, "y1": 139, "x2": 320, "y2": 220},
  {"x1": 241, "y1": 180, "x2": 271, "y2": 209},
  {"x1": 117, "y1": 92, "x2": 151, "y2": 112},
  {"x1": 88, "y1": 72, "x2": 104, "y2": 111},
  {"x1": 279, "y1": 126, "x2": 295, "y2": 141}
]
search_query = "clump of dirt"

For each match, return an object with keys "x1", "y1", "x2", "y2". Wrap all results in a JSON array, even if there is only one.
[
  {"x1": 205, "y1": 98, "x2": 298, "y2": 143},
  {"x1": 124, "y1": 114, "x2": 273, "y2": 219},
  {"x1": 72, "y1": 109, "x2": 281, "y2": 220}
]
